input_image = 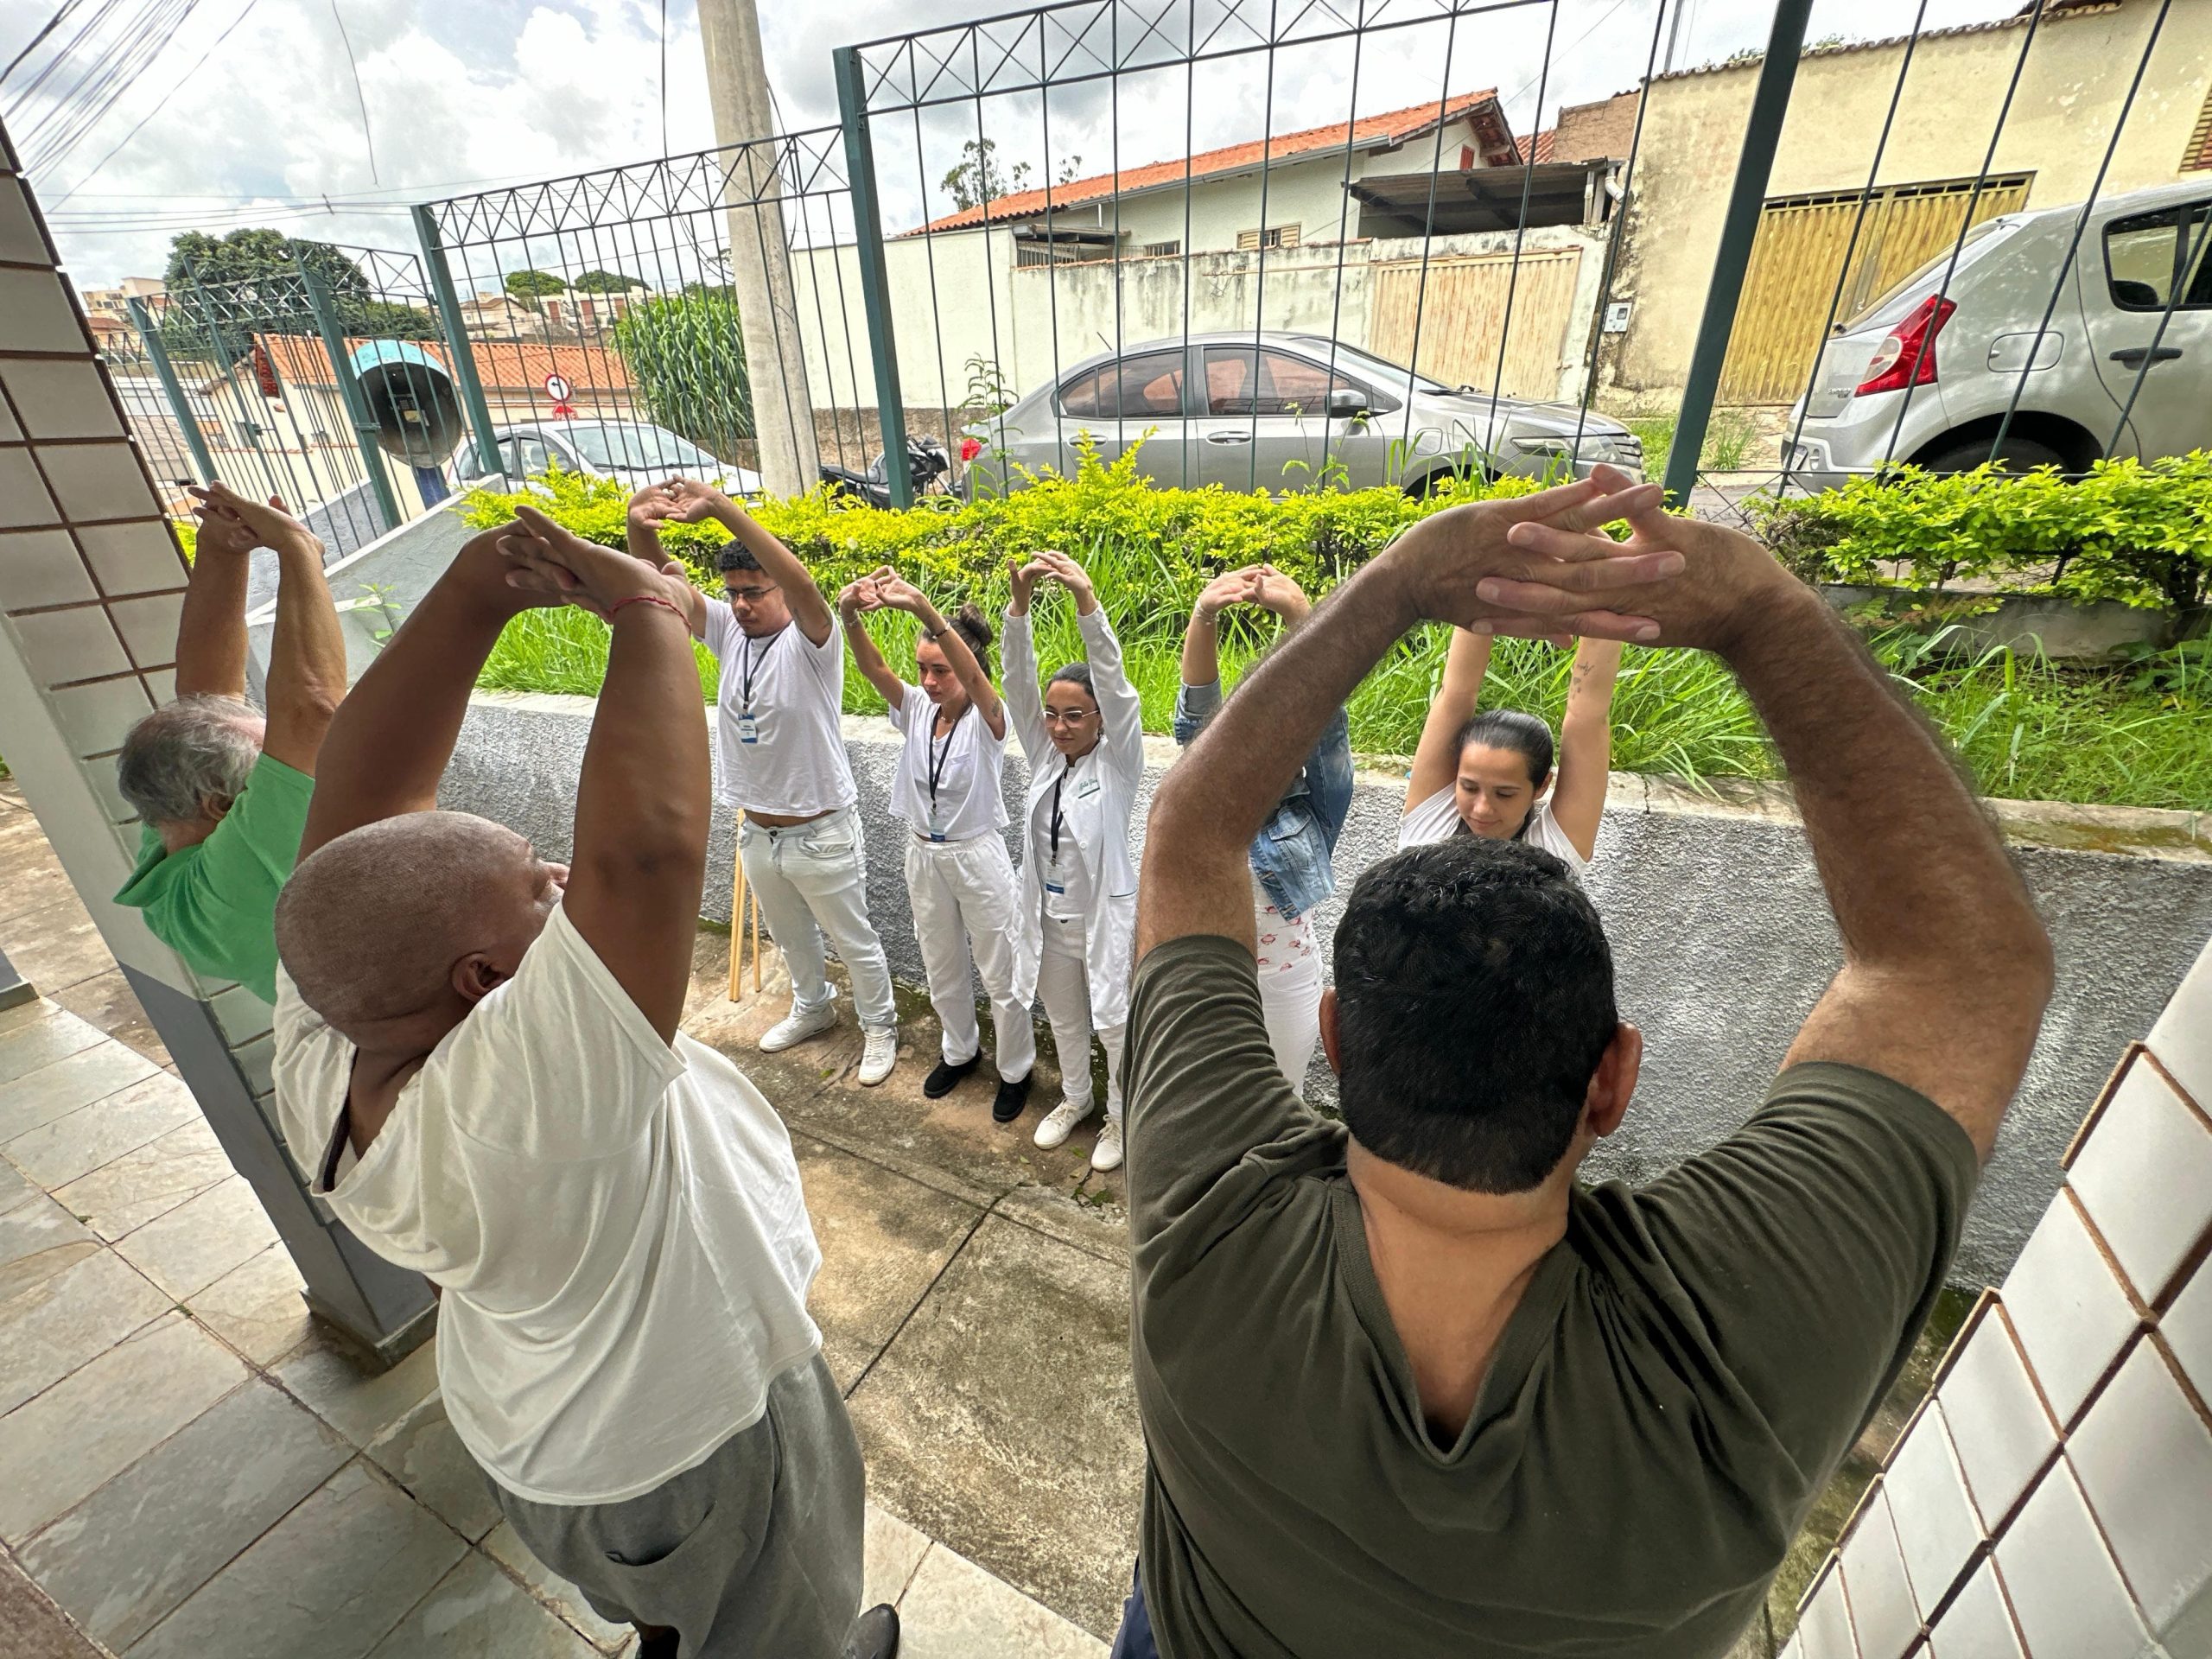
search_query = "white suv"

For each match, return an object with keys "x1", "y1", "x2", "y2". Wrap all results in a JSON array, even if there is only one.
[{"x1": 1783, "y1": 180, "x2": 2211, "y2": 488}]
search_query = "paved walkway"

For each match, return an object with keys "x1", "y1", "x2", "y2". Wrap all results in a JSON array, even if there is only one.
[{"x1": 0, "y1": 778, "x2": 1111, "y2": 1659}]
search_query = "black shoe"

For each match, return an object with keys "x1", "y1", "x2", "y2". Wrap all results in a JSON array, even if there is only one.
[
  {"x1": 847, "y1": 1603, "x2": 899, "y2": 1659},
  {"x1": 924, "y1": 1054, "x2": 979, "y2": 1099},
  {"x1": 992, "y1": 1071, "x2": 1033, "y2": 1124}
]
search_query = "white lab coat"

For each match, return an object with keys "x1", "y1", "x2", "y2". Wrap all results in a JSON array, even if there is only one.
[{"x1": 1001, "y1": 604, "x2": 1143, "y2": 1031}]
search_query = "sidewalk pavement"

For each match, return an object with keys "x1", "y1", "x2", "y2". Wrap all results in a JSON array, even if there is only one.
[{"x1": 0, "y1": 776, "x2": 1112, "y2": 1659}]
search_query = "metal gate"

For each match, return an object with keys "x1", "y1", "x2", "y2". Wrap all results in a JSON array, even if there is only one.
[
  {"x1": 1719, "y1": 174, "x2": 2032, "y2": 404},
  {"x1": 1367, "y1": 247, "x2": 1584, "y2": 400}
]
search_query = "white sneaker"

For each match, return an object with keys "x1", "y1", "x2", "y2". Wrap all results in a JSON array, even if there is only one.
[
  {"x1": 1033, "y1": 1097, "x2": 1098, "y2": 1151},
  {"x1": 857, "y1": 1027, "x2": 898, "y2": 1087},
  {"x1": 760, "y1": 1002, "x2": 837, "y2": 1053},
  {"x1": 1090, "y1": 1116, "x2": 1124, "y2": 1173}
]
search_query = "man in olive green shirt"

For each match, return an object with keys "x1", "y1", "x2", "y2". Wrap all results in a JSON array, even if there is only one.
[
  {"x1": 112, "y1": 486, "x2": 346, "y2": 1004},
  {"x1": 1118, "y1": 470, "x2": 2055, "y2": 1658}
]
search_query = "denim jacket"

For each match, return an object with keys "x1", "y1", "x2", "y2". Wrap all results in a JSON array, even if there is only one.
[{"x1": 1173, "y1": 677, "x2": 1354, "y2": 923}]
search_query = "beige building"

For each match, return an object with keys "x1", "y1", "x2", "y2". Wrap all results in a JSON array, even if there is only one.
[
  {"x1": 1603, "y1": 0, "x2": 2212, "y2": 402},
  {"x1": 77, "y1": 276, "x2": 164, "y2": 326}
]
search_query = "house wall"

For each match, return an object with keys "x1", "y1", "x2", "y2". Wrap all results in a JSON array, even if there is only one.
[{"x1": 1606, "y1": 0, "x2": 2212, "y2": 396}]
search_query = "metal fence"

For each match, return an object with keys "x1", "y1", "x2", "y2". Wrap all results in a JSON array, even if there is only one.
[{"x1": 95, "y1": 0, "x2": 2210, "y2": 531}]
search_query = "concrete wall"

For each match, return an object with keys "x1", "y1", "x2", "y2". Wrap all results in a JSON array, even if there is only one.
[
  {"x1": 1607, "y1": 0, "x2": 2212, "y2": 395},
  {"x1": 435, "y1": 691, "x2": 2212, "y2": 1290}
]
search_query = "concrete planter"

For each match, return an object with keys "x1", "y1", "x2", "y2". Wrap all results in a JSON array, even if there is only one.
[{"x1": 1818, "y1": 583, "x2": 2202, "y2": 659}]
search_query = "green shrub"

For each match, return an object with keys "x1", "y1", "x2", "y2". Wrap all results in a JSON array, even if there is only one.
[
  {"x1": 610, "y1": 287, "x2": 753, "y2": 460},
  {"x1": 1757, "y1": 454, "x2": 2212, "y2": 612}
]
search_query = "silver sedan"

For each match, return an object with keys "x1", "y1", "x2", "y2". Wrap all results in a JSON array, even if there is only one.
[{"x1": 962, "y1": 332, "x2": 1641, "y2": 497}]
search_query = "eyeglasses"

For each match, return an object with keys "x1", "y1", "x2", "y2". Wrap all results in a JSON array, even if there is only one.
[
  {"x1": 1042, "y1": 707, "x2": 1097, "y2": 727},
  {"x1": 724, "y1": 585, "x2": 775, "y2": 604}
]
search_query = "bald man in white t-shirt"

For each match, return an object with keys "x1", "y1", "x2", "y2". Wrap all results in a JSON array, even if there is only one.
[{"x1": 627, "y1": 479, "x2": 900, "y2": 1088}]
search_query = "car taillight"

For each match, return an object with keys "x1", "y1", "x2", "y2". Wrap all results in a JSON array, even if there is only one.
[{"x1": 1854, "y1": 296, "x2": 1956, "y2": 397}]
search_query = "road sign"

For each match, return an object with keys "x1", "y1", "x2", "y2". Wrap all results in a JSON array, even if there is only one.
[{"x1": 543, "y1": 372, "x2": 573, "y2": 401}]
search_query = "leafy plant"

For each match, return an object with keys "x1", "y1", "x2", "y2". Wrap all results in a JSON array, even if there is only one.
[{"x1": 611, "y1": 287, "x2": 753, "y2": 461}]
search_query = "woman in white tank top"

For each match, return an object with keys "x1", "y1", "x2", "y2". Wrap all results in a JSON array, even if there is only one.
[
  {"x1": 1397, "y1": 627, "x2": 1622, "y2": 878},
  {"x1": 840, "y1": 568, "x2": 1038, "y2": 1125}
]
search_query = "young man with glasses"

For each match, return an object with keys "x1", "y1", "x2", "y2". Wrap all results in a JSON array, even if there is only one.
[{"x1": 628, "y1": 479, "x2": 899, "y2": 1086}]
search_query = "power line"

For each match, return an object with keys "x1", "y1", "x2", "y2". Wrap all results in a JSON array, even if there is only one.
[
  {"x1": 17, "y1": 0, "x2": 208, "y2": 175},
  {"x1": 327, "y1": 0, "x2": 379, "y2": 186},
  {"x1": 1, "y1": 0, "x2": 89, "y2": 87}
]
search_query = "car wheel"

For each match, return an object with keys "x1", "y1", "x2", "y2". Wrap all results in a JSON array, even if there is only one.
[
  {"x1": 1408, "y1": 465, "x2": 1487, "y2": 499},
  {"x1": 1916, "y1": 434, "x2": 2068, "y2": 474}
]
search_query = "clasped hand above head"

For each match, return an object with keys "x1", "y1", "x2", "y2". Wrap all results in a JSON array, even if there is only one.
[
  {"x1": 188, "y1": 481, "x2": 319, "y2": 560},
  {"x1": 627, "y1": 474, "x2": 732, "y2": 528},
  {"x1": 495, "y1": 505, "x2": 696, "y2": 621},
  {"x1": 1006, "y1": 549, "x2": 1096, "y2": 615}
]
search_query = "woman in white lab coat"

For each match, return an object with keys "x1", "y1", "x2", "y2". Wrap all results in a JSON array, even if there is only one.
[{"x1": 1001, "y1": 550, "x2": 1142, "y2": 1173}]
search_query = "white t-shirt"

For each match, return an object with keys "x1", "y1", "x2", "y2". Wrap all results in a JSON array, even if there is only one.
[
  {"x1": 271, "y1": 905, "x2": 823, "y2": 1506},
  {"x1": 1397, "y1": 785, "x2": 1591, "y2": 877},
  {"x1": 1031, "y1": 757, "x2": 1094, "y2": 922},
  {"x1": 701, "y1": 605, "x2": 855, "y2": 817},
  {"x1": 889, "y1": 685, "x2": 1008, "y2": 840}
]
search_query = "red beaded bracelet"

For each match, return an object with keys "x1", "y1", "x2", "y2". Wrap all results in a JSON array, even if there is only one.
[{"x1": 607, "y1": 594, "x2": 689, "y2": 624}]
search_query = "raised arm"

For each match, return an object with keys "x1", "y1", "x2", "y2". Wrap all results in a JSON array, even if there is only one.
[
  {"x1": 173, "y1": 486, "x2": 257, "y2": 698},
  {"x1": 1037, "y1": 550, "x2": 1143, "y2": 781},
  {"x1": 1547, "y1": 636, "x2": 1623, "y2": 861},
  {"x1": 1499, "y1": 471, "x2": 2053, "y2": 1155},
  {"x1": 627, "y1": 485, "x2": 709, "y2": 639},
  {"x1": 497, "y1": 509, "x2": 710, "y2": 1041},
  {"x1": 1406, "y1": 626, "x2": 1493, "y2": 812},
  {"x1": 836, "y1": 575, "x2": 906, "y2": 711},
  {"x1": 1000, "y1": 557, "x2": 1052, "y2": 764},
  {"x1": 659, "y1": 476, "x2": 831, "y2": 645},
  {"x1": 200, "y1": 487, "x2": 346, "y2": 776},
  {"x1": 1174, "y1": 568, "x2": 1260, "y2": 747},
  {"x1": 871, "y1": 567, "x2": 1005, "y2": 741},
  {"x1": 1138, "y1": 477, "x2": 1675, "y2": 961}
]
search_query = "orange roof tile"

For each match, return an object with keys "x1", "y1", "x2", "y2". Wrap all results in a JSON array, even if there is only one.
[
  {"x1": 1516, "y1": 129, "x2": 1557, "y2": 164},
  {"x1": 214, "y1": 334, "x2": 634, "y2": 395},
  {"x1": 911, "y1": 91, "x2": 1506, "y2": 234}
]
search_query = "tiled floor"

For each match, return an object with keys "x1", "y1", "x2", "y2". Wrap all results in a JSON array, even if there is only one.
[{"x1": 0, "y1": 779, "x2": 1106, "y2": 1659}]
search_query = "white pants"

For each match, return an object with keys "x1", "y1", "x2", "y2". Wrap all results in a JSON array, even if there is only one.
[
  {"x1": 1036, "y1": 913, "x2": 1124, "y2": 1122},
  {"x1": 903, "y1": 833, "x2": 1036, "y2": 1080},
  {"x1": 1255, "y1": 899, "x2": 1322, "y2": 1095},
  {"x1": 739, "y1": 805, "x2": 897, "y2": 1033}
]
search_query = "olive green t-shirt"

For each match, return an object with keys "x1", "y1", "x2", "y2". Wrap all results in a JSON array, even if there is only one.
[
  {"x1": 112, "y1": 752, "x2": 313, "y2": 1007},
  {"x1": 1122, "y1": 934, "x2": 1980, "y2": 1659}
]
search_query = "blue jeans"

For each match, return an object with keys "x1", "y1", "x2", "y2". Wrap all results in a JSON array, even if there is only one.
[{"x1": 1109, "y1": 1562, "x2": 1159, "y2": 1659}]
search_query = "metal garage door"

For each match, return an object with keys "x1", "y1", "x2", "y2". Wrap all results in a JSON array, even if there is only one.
[
  {"x1": 1366, "y1": 246, "x2": 1585, "y2": 399},
  {"x1": 1718, "y1": 174, "x2": 2032, "y2": 404}
]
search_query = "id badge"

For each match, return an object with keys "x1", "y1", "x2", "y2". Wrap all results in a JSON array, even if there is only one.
[
  {"x1": 1044, "y1": 878, "x2": 1066, "y2": 896},
  {"x1": 927, "y1": 831, "x2": 948, "y2": 843},
  {"x1": 736, "y1": 713, "x2": 760, "y2": 745}
]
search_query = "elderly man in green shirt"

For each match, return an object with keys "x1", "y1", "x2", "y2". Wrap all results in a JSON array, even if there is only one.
[{"x1": 112, "y1": 485, "x2": 346, "y2": 1005}]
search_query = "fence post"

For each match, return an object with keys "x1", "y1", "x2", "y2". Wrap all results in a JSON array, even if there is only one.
[
  {"x1": 128, "y1": 296, "x2": 218, "y2": 484},
  {"x1": 1662, "y1": 0, "x2": 1815, "y2": 507},
  {"x1": 412, "y1": 203, "x2": 504, "y2": 480},
  {"x1": 299, "y1": 268, "x2": 404, "y2": 535},
  {"x1": 833, "y1": 44, "x2": 912, "y2": 507}
]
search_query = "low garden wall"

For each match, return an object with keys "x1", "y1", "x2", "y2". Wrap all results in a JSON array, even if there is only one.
[{"x1": 440, "y1": 689, "x2": 2212, "y2": 1289}]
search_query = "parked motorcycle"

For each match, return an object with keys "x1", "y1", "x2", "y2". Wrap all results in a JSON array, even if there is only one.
[{"x1": 820, "y1": 435, "x2": 952, "y2": 508}]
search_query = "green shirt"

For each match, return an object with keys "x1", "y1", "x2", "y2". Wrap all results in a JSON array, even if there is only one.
[
  {"x1": 112, "y1": 752, "x2": 314, "y2": 1006},
  {"x1": 1122, "y1": 934, "x2": 1979, "y2": 1659}
]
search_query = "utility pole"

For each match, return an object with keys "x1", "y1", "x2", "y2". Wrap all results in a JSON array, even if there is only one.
[{"x1": 696, "y1": 0, "x2": 821, "y2": 499}]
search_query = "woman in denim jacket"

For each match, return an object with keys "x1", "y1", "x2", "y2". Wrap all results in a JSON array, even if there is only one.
[{"x1": 1173, "y1": 564, "x2": 1354, "y2": 1094}]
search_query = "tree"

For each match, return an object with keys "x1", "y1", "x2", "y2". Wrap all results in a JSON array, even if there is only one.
[
  {"x1": 941, "y1": 137, "x2": 1036, "y2": 213},
  {"x1": 505, "y1": 268, "x2": 569, "y2": 309},
  {"x1": 612, "y1": 286, "x2": 753, "y2": 461},
  {"x1": 574, "y1": 269, "x2": 646, "y2": 294},
  {"x1": 158, "y1": 227, "x2": 436, "y2": 360}
]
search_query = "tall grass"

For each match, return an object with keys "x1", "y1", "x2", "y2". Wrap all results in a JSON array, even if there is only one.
[{"x1": 472, "y1": 595, "x2": 2212, "y2": 812}]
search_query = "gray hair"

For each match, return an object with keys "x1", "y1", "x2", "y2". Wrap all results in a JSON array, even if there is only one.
[{"x1": 116, "y1": 695, "x2": 263, "y2": 827}]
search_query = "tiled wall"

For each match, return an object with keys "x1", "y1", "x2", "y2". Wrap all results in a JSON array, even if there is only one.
[
  {"x1": 1787, "y1": 936, "x2": 2212, "y2": 1659},
  {"x1": 0, "y1": 119, "x2": 431, "y2": 1358}
]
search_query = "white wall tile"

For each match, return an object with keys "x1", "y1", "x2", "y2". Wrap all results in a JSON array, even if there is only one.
[
  {"x1": 2166, "y1": 1258, "x2": 2212, "y2": 1404},
  {"x1": 0, "y1": 359, "x2": 124, "y2": 442},
  {"x1": 209, "y1": 984, "x2": 272, "y2": 1046},
  {"x1": 48, "y1": 673, "x2": 152, "y2": 753},
  {"x1": 1936, "y1": 1312, "x2": 2057, "y2": 1535},
  {"x1": 1886, "y1": 1408, "x2": 1984, "y2": 1618},
  {"x1": 0, "y1": 448, "x2": 59, "y2": 529},
  {"x1": 1927, "y1": 1560, "x2": 2025, "y2": 1659},
  {"x1": 2146, "y1": 938, "x2": 2212, "y2": 1122},
  {"x1": 0, "y1": 176, "x2": 45, "y2": 265},
  {"x1": 2069, "y1": 1339, "x2": 2212, "y2": 1630},
  {"x1": 1800, "y1": 1560, "x2": 1860, "y2": 1659},
  {"x1": 9, "y1": 607, "x2": 130, "y2": 684},
  {"x1": 0, "y1": 527, "x2": 97, "y2": 609},
  {"x1": 73, "y1": 520, "x2": 183, "y2": 596},
  {"x1": 234, "y1": 1030, "x2": 273, "y2": 1096},
  {"x1": 1842, "y1": 1484, "x2": 1923, "y2": 1659},
  {"x1": 1997, "y1": 1197, "x2": 2141, "y2": 1425},
  {"x1": 0, "y1": 270, "x2": 87, "y2": 352},
  {"x1": 87, "y1": 759, "x2": 137, "y2": 828},
  {"x1": 141, "y1": 666, "x2": 174, "y2": 705},
  {"x1": 0, "y1": 387, "x2": 18, "y2": 440},
  {"x1": 105, "y1": 591, "x2": 183, "y2": 668},
  {"x1": 35, "y1": 442, "x2": 145, "y2": 521},
  {"x1": 2069, "y1": 1053, "x2": 2212, "y2": 1307},
  {"x1": 1995, "y1": 1462, "x2": 2153, "y2": 1659}
]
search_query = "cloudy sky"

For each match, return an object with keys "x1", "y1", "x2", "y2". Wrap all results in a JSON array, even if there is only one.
[{"x1": 3, "y1": 0, "x2": 2023, "y2": 287}]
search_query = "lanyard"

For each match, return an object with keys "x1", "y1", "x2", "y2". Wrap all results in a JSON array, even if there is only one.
[
  {"x1": 1049, "y1": 760, "x2": 1074, "y2": 862},
  {"x1": 739, "y1": 626, "x2": 779, "y2": 710},
  {"x1": 927, "y1": 704, "x2": 967, "y2": 807}
]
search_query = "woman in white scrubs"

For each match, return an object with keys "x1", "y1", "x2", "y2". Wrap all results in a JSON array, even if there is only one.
[
  {"x1": 1001, "y1": 550, "x2": 1141, "y2": 1173},
  {"x1": 1399, "y1": 628, "x2": 1623, "y2": 879},
  {"x1": 840, "y1": 568, "x2": 1037, "y2": 1123}
]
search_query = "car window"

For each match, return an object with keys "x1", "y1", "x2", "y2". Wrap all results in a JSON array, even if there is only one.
[
  {"x1": 455, "y1": 443, "x2": 486, "y2": 482},
  {"x1": 1203, "y1": 346, "x2": 1360, "y2": 416},
  {"x1": 2103, "y1": 202, "x2": 2212, "y2": 312},
  {"x1": 569, "y1": 424, "x2": 717, "y2": 471},
  {"x1": 1058, "y1": 367, "x2": 1106, "y2": 419},
  {"x1": 1059, "y1": 352, "x2": 1185, "y2": 420},
  {"x1": 509, "y1": 436, "x2": 555, "y2": 476}
]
